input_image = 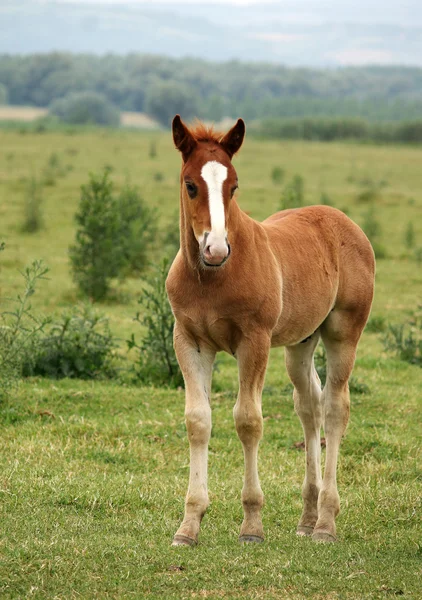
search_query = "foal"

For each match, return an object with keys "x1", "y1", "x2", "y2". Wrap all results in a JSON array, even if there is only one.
[{"x1": 166, "y1": 115, "x2": 375, "y2": 546}]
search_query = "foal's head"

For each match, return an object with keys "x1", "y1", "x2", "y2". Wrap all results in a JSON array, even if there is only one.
[{"x1": 172, "y1": 115, "x2": 245, "y2": 268}]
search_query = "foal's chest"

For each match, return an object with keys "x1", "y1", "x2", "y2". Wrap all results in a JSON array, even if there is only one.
[
  {"x1": 175, "y1": 301, "x2": 243, "y2": 355},
  {"x1": 167, "y1": 254, "x2": 282, "y2": 354},
  {"x1": 171, "y1": 281, "x2": 280, "y2": 355}
]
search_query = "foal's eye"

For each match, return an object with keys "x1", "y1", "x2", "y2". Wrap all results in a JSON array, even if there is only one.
[
  {"x1": 185, "y1": 182, "x2": 197, "y2": 198},
  {"x1": 231, "y1": 184, "x2": 238, "y2": 198}
]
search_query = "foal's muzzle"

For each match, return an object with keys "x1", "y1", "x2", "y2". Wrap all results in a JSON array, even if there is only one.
[{"x1": 201, "y1": 232, "x2": 231, "y2": 267}]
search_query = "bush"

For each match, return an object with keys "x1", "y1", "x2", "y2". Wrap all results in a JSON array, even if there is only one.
[
  {"x1": 69, "y1": 169, "x2": 157, "y2": 301},
  {"x1": 0, "y1": 258, "x2": 50, "y2": 398},
  {"x1": 42, "y1": 152, "x2": 68, "y2": 186},
  {"x1": 21, "y1": 177, "x2": 44, "y2": 233},
  {"x1": 50, "y1": 92, "x2": 120, "y2": 127},
  {"x1": 271, "y1": 166, "x2": 285, "y2": 185},
  {"x1": 280, "y1": 175, "x2": 304, "y2": 210},
  {"x1": 162, "y1": 213, "x2": 180, "y2": 261},
  {"x1": 118, "y1": 183, "x2": 158, "y2": 277},
  {"x1": 362, "y1": 205, "x2": 387, "y2": 259},
  {"x1": 149, "y1": 140, "x2": 157, "y2": 158},
  {"x1": 23, "y1": 305, "x2": 117, "y2": 379},
  {"x1": 128, "y1": 258, "x2": 183, "y2": 388},
  {"x1": 320, "y1": 192, "x2": 334, "y2": 206},
  {"x1": 70, "y1": 169, "x2": 121, "y2": 300},
  {"x1": 356, "y1": 183, "x2": 380, "y2": 204},
  {"x1": 365, "y1": 315, "x2": 387, "y2": 333},
  {"x1": 383, "y1": 306, "x2": 422, "y2": 367},
  {"x1": 404, "y1": 221, "x2": 416, "y2": 250}
]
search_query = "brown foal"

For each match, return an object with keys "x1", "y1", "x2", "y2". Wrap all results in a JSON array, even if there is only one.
[{"x1": 166, "y1": 115, "x2": 375, "y2": 546}]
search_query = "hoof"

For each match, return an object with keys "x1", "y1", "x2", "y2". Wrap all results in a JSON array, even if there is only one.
[
  {"x1": 172, "y1": 534, "x2": 197, "y2": 547},
  {"x1": 296, "y1": 525, "x2": 314, "y2": 537},
  {"x1": 239, "y1": 534, "x2": 264, "y2": 544},
  {"x1": 312, "y1": 530, "x2": 337, "y2": 543}
]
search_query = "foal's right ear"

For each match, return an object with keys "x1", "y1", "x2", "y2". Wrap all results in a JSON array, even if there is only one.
[{"x1": 172, "y1": 115, "x2": 196, "y2": 162}]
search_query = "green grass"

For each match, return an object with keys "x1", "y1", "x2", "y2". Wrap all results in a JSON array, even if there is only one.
[{"x1": 0, "y1": 129, "x2": 421, "y2": 598}]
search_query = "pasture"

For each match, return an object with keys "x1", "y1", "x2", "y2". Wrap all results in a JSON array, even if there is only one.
[{"x1": 0, "y1": 127, "x2": 421, "y2": 598}]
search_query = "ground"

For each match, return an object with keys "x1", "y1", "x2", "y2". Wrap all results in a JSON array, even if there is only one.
[{"x1": 0, "y1": 128, "x2": 421, "y2": 598}]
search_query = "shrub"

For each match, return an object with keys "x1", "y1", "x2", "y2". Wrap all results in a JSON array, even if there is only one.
[
  {"x1": 0, "y1": 258, "x2": 50, "y2": 398},
  {"x1": 149, "y1": 141, "x2": 157, "y2": 158},
  {"x1": 69, "y1": 169, "x2": 157, "y2": 300},
  {"x1": 383, "y1": 306, "x2": 422, "y2": 367},
  {"x1": 21, "y1": 177, "x2": 44, "y2": 233},
  {"x1": 42, "y1": 152, "x2": 68, "y2": 186},
  {"x1": 362, "y1": 205, "x2": 387, "y2": 259},
  {"x1": 280, "y1": 175, "x2": 304, "y2": 210},
  {"x1": 365, "y1": 315, "x2": 387, "y2": 333},
  {"x1": 50, "y1": 92, "x2": 120, "y2": 127},
  {"x1": 320, "y1": 192, "x2": 334, "y2": 206},
  {"x1": 128, "y1": 258, "x2": 183, "y2": 388},
  {"x1": 356, "y1": 183, "x2": 379, "y2": 204},
  {"x1": 404, "y1": 221, "x2": 416, "y2": 250},
  {"x1": 271, "y1": 166, "x2": 285, "y2": 185},
  {"x1": 23, "y1": 305, "x2": 117, "y2": 379},
  {"x1": 70, "y1": 169, "x2": 121, "y2": 300},
  {"x1": 162, "y1": 213, "x2": 180, "y2": 261},
  {"x1": 370, "y1": 242, "x2": 386, "y2": 259},
  {"x1": 118, "y1": 183, "x2": 158, "y2": 276}
]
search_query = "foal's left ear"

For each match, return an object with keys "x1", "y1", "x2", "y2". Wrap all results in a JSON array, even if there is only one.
[{"x1": 220, "y1": 118, "x2": 245, "y2": 159}]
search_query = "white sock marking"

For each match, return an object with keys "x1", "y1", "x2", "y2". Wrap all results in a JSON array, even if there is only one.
[{"x1": 201, "y1": 161, "x2": 228, "y2": 240}]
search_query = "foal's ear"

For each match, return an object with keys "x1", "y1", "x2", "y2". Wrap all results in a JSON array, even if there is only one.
[
  {"x1": 172, "y1": 115, "x2": 196, "y2": 162},
  {"x1": 220, "y1": 118, "x2": 245, "y2": 159}
]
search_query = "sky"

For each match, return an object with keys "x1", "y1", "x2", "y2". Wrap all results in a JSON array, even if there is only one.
[{"x1": 5, "y1": 0, "x2": 421, "y2": 65}]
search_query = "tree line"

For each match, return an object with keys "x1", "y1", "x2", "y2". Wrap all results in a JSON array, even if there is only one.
[
  {"x1": 253, "y1": 118, "x2": 422, "y2": 144},
  {"x1": 1, "y1": 53, "x2": 422, "y2": 126}
]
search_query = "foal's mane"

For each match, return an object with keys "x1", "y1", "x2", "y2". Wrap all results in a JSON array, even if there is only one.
[{"x1": 190, "y1": 120, "x2": 224, "y2": 144}]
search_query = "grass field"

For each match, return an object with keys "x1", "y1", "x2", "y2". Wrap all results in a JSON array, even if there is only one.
[{"x1": 0, "y1": 127, "x2": 421, "y2": 599}]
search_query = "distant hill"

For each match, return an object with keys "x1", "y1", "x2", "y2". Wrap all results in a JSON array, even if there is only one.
[{"x1": 1, "y1": 0, "x2": 422, "y2": 67}]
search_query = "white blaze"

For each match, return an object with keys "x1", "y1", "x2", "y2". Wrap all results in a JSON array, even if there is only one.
[{"x1": 201, "y1": 161, "x2": 228, "y2": 246}]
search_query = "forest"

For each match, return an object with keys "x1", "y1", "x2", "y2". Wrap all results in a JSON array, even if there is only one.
[{"x1": 1, "y1": 53, "x2": 422, "y2": 125}]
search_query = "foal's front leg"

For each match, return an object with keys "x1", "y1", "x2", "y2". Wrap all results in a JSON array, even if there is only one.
[
  {"x1": 172, "y1": 325, "x2": 216, "y2": 546},
  {"x1": 234, "y1": 332, "x2": 270, "y2": 543}
]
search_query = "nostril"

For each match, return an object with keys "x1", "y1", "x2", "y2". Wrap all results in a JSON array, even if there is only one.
[{"x1": 205, "y1": 245, "x2": 212, "y2": 256}]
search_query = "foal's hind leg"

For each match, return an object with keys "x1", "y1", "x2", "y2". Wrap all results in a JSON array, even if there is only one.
[
  {"x1": 313, "y1": 309, "x2": 366, "y2": 542},
  {"x1": 285, "y1": 332, "x2": 322, "y2": 536}
]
